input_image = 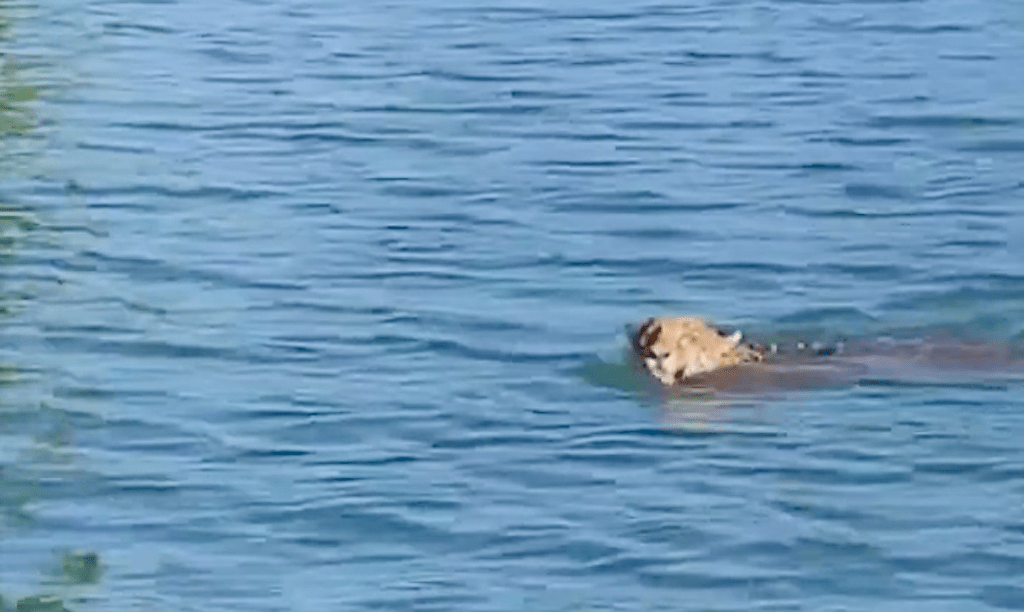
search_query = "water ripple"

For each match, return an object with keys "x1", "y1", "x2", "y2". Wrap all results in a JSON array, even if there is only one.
[{"x1": 4, "y1": 0, "x2": 1024, "y2": 610}]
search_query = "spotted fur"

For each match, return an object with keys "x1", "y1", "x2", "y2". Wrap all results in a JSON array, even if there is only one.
[{"x1": 631, "y1": 317, "x2": 765, "y2": 385}]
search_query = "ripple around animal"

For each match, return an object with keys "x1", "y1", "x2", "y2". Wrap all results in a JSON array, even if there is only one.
[{"x1": 3, "y1": 0, "x2": 1024, "y2": 610}]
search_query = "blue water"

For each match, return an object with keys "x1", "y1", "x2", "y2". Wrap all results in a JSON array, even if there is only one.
[{"x1": 3, "y1": 0, "x2": 1024, "y2": 610}]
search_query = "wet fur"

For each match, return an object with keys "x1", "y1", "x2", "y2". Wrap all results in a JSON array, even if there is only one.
[
  {"x1": 630, "y1": 316, "x2": 1023, "y2": 391},
  {"x1": 631, "y1": 317, "x2": 764, "y2": 385}
]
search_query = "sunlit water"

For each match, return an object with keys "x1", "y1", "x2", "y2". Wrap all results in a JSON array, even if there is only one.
[{"x1": 2, "y1": 0, "x2": 1024, "y2": 610}]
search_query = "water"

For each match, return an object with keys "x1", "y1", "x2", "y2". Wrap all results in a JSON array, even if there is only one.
[{"x1": 2, "y1": 0, "x2": 1024, "y2": 609}]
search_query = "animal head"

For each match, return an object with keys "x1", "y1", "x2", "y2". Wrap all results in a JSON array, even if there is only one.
[{"x1": 631, "y1": 317, "x2": 765, "y2": 385}]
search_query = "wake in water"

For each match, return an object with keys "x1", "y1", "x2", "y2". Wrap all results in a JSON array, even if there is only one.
[
  {"x1": 582, "y1": 322, "x2": 1024, "y2": 431},
  {"x1": 582, "y1": 320, "x2": 1024, "y2": 400}
]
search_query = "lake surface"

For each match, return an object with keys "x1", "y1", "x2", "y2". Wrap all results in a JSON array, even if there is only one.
[{"x1": 3, "y1": 0, "x2": 1024, "y2": 610}]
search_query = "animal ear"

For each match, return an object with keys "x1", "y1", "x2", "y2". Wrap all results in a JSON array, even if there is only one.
[
  {"x1": 634, "y1": 318, "x2": 659, "y2": 349},
  {"x1": 643, "y1": 323, "x2": 661, "y2": 348},
  {"x1": 727, "y1": 330, "x2": 743, "y2": 344}
]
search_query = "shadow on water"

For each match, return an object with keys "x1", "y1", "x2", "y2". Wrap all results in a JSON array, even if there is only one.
[{"x1": 0, "y1": 7, "x2": 101, "y2": 611}]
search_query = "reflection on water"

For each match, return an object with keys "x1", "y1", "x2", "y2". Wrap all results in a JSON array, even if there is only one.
[
  {"x1": 0, "y1": 60, "x2": 36, "y2": 137},
  {"x1": 0, "y1": 6, "x2": 98, "y2": 611},
  {"x1": 0, "y1": 8, "x2": 39, "y2": 165},
  {"x1": 2, "y1": 0, "x2": 1024, "y2": 608}
]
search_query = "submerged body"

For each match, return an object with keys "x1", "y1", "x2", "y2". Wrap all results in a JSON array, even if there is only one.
[{"x1": 630, "y1": 316, "x2": 1023, "y2": 393}]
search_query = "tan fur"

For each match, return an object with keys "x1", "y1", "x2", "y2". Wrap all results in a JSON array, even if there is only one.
[{"x1": 632, "y1": 317, "x2": 764, "y2": 385}]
